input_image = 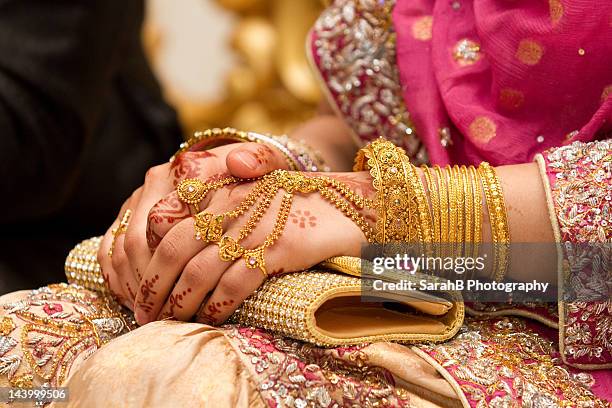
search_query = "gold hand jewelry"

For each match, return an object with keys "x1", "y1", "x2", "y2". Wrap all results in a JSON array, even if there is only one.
[
  {"x1": 193, "y1": 212, "x2": 225, "y2": 242},
  {"x1": 109, "y1": 209, "x2": 132, "y2": 257},
  {"x1": 193, "y1": 176, "x2": 275, "y2": 243},
  {"x1": 177, "y1": 176, "x2": 238, "y2": 212},
  {"x1": 204, "y1": 170, "x2": 374, "y2": 280},
  {"x1": 241, "y1": 191, "x2": 293, "y2": 277},
  {"x1": 218, "y1": 236, "x2": 245, "y2": 261}
]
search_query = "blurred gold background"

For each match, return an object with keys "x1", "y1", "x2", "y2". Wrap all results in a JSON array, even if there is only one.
[{"x1": 144, "y1": 0, "x2": 325, "y2": 137}]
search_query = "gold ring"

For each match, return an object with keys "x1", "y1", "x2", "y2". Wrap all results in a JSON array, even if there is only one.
[
  {"x1": 193, "y1": 211, "x2": 224, "y2": 242},
  {"x1": 243, "y1": 248, "x2": 268, "y2": 279},
  {"x1": 109, "y1": 209, "x2": 132, "y2": 257},
  {"x1": 177, "y1": 178, "x2": 208, "y2": 206},
  {"x1": 218, "y1": 236, "x2": 244, "y2": 262},
  {"x1": 177, "y1": 176, "x2": 240, "y2": 213}
]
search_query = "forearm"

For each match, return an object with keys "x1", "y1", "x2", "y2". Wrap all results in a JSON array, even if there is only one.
[
  {"x1": 288, "y1": 114, "x2": 358, "y2": 172},
  {"x1": 491, "y1": 163, "x2": 557, "y2": 285}
]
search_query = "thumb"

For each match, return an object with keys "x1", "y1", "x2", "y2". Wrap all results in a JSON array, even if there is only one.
[{"x1": 226, "y1": 142, "x2": 290, "y2": 178}]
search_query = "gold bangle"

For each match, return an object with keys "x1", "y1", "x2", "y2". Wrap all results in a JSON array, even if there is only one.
[
  {"x1": 461, "y1": 166, "x2": 473, "y2": 244},
  {"x1": 170, "y1": 127, "x2": 328, "y2": 172},
  {"x1": 354, "y1": 139, "x2": 412, "y2": 243},
  {"x1": 354, "y1": 138, "x2": 434, "y2": 244},
  {"x1": 469, "y1": 166, "x2": 483, "y2": 261},
  {"x1": 404, "y1": 158, "x2": 433, "y2": 244},
  {"x1": 171, "y1": 127, "x2": 299, "y2": 170},
  {"x1": 65, "y1": 237, "x2": 108, "y2": 293},
  {"x1": 421, "y1": 165, "x2": 440, "y2": 244},
  {"x1": 478, "y1": 162, "x2": 510, "y2": 281},
  {"x1": 434, "y1": 165, "x2": 449, "y2": 255},
  {"x1": 453, "y1": 166, "x2": 465, "y2": 258},
  {"x1": 446, "y1": 166, "x2": 457, "y2": 249}
]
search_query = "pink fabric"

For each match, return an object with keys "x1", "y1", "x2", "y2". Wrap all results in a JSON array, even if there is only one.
[{"x1": 393, "y1": 0, "x2": 612, "y2": 166}]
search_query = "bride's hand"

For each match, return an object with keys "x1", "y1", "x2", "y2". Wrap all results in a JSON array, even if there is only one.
[
  {"x1": 97, "y1": 143, "x2": 290, "y2": 309},
  {"x1": 133, "y1": 172, "x2": 375, "y2": 325}
]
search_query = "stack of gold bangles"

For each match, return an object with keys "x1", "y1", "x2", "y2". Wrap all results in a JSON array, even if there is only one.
[{"x1": 355, "y1": 138, "x2": 510, "y2": 282}]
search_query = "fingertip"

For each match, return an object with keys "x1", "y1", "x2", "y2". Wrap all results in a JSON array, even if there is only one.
[
  {"x1": 135, "y1": 309, "x2": 149, "y2": 326},
  {"x1": 227, "y1": 150, "x2": 260, "y2": 178}
]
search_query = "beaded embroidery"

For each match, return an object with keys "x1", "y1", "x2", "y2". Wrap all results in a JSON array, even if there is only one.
[
  {"x1": 543, "y1": 140, "x2": 612, "y2": 368},
  {"x1": 0, "y1": 284, "x2": 134, "y2": 390},
  {"x1": 310, "y1": 0, "x2": 427, "y2": 163},
  {"x1": 225, "y1": 326, "x2": 412, "y2": 407},
  {"x1": 417, "y1": 317, "x2": 608, "y2": 407}
]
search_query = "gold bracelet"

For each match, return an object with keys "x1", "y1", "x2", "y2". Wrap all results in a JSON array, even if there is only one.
[
  {"x1": 446, "y1": 166, "x2": 457, "y2": 250},
  {"x1": 354, "y1": 139, "x2": 432, "y2": 244},
  {"x1": 478, "y1": 162, "x2": 510, "y2": 281},
  {"x1": 170, "y1": 127, "x2": 328, "y2": 172},
  {"x1": 434, "y1": 165, "x2": 449, "y2": 256},
  {"x1": 461, "y1": 166, "x2": 473, "y2": 244},
  {"x1": 171, "y1": 127, "x2": 299, "y2": 170},
  {"x1": 404, "y1": 157, "x2": 433, "y2": 244},
  {"x1": 421, "y1": 165, "x2": 440, "y2": 244},
  {"x1": 453, "y1": 166, "x2": 465, "y2": 258},
  {"x1": 354, "y1": 139, "x2": 412, "y2": 243},
  {"x1": 65, "y1": 237, "x2": 108, "y2": 294},
  {"x1": 470, "y1": 166, "x2": 483, "y2": 246}
]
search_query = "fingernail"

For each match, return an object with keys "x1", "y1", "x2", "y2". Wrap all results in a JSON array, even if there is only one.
[
  {"x1": 135, "y1": 310, "x2": 148, "y2": 326},
  {"x1": 235, "y1": 152, "x2": 258, "y2": 170}
]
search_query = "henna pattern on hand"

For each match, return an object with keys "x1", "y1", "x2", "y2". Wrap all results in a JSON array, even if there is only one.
[
  {"x1": 168, "y1": 288, "x2": 193, "y2": 316},
  {"x1": 126, "y1": 282, "x2": 136, "y2": 301},
  {"x1": 328, "y1": 173, "x2": 376, "y2": 200},
  {"x1": 146, "y1": 228, "x2": 164, "y2": 253},
  {"x1": 147, "y1": 195, "x2": 190, "y2": 251},
  {"x1": 137, "y1": 274, "x2": 159, "y2": 313},
  {"x1": 325, "y1": 173, "x2": 377, "y2": 228},
  {"x1": 171, "y1": 151, "x2": 218, "y2": 185},
  {"x1": 197, "y1": 299, "x2": 235, "y2": 325},
  {"x1": 253, "y1": 145, "x2": 275, "y2": 166},
  {"x1": 289, "y1": 210, "x2": 317, "y2": 229}
]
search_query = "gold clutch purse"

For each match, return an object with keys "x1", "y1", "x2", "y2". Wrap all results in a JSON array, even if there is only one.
[
  {"x1": 66, "y1": 238, "x2": 464, "y2": 347},
  {"x1": 229, "y1": 256, "x2": 463, "y2": 346}
]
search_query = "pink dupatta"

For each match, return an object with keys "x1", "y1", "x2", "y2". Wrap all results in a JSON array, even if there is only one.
[{"x1": 393, "y1": 0, "x2": 612, "y2": 166}]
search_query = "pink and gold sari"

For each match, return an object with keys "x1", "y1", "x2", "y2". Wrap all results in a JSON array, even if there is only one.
[{"x1": 1, "y1": 0, "x2": 610, "y2": 406}]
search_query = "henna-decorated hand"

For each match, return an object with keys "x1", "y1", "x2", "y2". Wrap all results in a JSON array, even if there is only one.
[
  {"x1": 97, "y1": 142, "x2": 290, "y2": 309},
  {"x1": 134, "y1": 171, "x2": 375, "y2": 325}
]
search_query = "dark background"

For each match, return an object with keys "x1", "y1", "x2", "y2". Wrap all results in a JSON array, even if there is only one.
[{"x1": 0, "y1": 0, "x2": 182, "y2": 294}]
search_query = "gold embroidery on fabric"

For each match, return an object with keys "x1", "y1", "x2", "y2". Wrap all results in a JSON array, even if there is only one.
[
  {"x1": 546, "y1": 141, "x2": 612, "y2": 367},
  {"x1": 0, "y1": 284, "x2": 133, "y2": 389},
  {"x1": 419, "y1": 317, "x2": 608, "y2": 407},
  {"x1": 0, "y1": 317, "x2": 16, "y2": 336},
  {"x1": 226, "y1": 326, "x2": 412, "y2": 407}
]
